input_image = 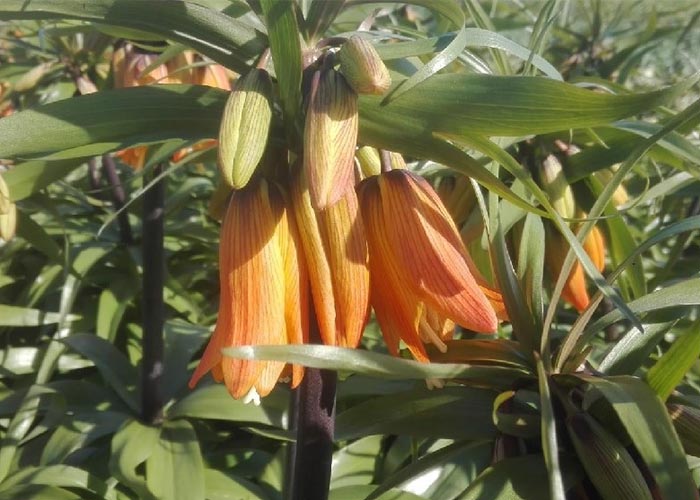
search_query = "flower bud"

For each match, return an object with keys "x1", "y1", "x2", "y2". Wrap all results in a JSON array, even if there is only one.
[
  {"x1": 356, "y1": 146, "x2": 381, "y2": 178},
  {"x1": 583, "y1": 223, "x2": 606, "y2": 273},
  {"x1": 304, "y1": 70, "x2": 358, "y2": 209},
  {"x1": 337, "y1": 37, "x2": 391, "y2": 95},
  {"x1": 668, "y1": 403, "x2": 700, "y2": 456},
  {"x1": 217, "y1": 69, "x2": 273, "y2": 189},
  {"x1": 594, "y1": 167, "x2": 629, "y2": 207},
  {"x1": 540, "y1": 154, "x2": 575, "y2": 220}
]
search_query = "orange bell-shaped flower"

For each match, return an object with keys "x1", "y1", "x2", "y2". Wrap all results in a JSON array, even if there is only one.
[
  {"x1": 290, "y1": 170, "x2": 370, "y2": 348},
  {"x1": 357, "y1": 169, "x2": 498, "y2": 362},
  {"x1": 189, "y1": 179, "x2": 308, "y2": 400}
]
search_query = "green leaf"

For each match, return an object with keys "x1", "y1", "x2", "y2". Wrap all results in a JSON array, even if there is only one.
[
  {"x1": 646, "y1": 320, "x2": 700, "y2": 401},
  {"x1": 15, "y1": 210, "x2": 63, "y2": 263},
  {"x1": 204, "y1": 468, "x2": 269, "y2": 500},
  {"x1": 260, "y1": 0, "x2": 303, "y2": 139},
  {"x1": 0, "y1": 304, "x2": 79, "y2": 327},
  {"x1": 580, "y1": 376, "x2": 697, "y2": 499},
  {"x1": 0, "y1": 85, "x2": 226, "y2": 160},
  {"x1": 146, "y1": 419, "x2": 205, "y2": 500},
  {"x1": 331, "y1": 436, "x2": 384, "y2": 488},
  {"x1": 109, "y1": 418, "x2": 160, "y2": 500},
  {"x1": 598, "y1": 322, "x2": 676, "y2": 376},
  {"x1": 458, "y1": 454, "x2": 581, "y2": 500},
  {"x1": 335, "y1": 386, "x2": 497, "y2": 441},
  {"x1": 2, "y1": 159, "x2": 86, "y2": 201},
  {"x1": 362, "y1": 72, "x2": 699, "y2": 137},
  {"x1": 222, "y1": 344, "x2": 531, "y2": 384},
  {"x1": 583, "y1": 277, "x2": 700, "y2": 341},
  {"x1": 62, "y1": 334, "x2": 140, "y2": 412},
  {"x1": 329, "y1": 486, "x2": 428, "y2": 500},
  {"x1": 167, "y1": 384, "x2": 287, "y2": 428},
  {"x1": 536, "y1": 355, "x2": 565, "y2": 500},
  {"x1": 366, "y1": 441, "x2": 493, "y2": 500},
  {"x1": 0, "y1": 0, "x2": 265, "y2": 73},
  {"x1": 0, "y1": 485, "x2": 81, "y2": 500},
  {"x1": 0, "y1": 465, "x2": 117, "y2": 500},
  {"x1": 96, "y1": 278, "x2": 136, "y2": 342},
  {"x1": 0, "y1": 385, "x2": 56, "y2": 483},
  {"x1": 375, "y1": 29, "x2": 562, "y2": 80}
]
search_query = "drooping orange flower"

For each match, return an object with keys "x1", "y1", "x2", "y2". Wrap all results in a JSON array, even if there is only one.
[
  {"x1": 357, "y1": 169, "x2": 498, "y2": 362},
  {"x1": 290, "y1": 170, "x2": 370, "y2": 348},
  {"x1": 188, "y1": 179, "x2": 308, "y2": 400}
]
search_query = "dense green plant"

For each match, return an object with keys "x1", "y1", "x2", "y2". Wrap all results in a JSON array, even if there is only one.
[{"x1": 0, "y1": 1, "x2": 699, "y2": 499}]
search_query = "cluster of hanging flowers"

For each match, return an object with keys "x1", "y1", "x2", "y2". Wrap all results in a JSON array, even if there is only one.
[{"x1": 189, "y1": 37, "x2": 500, "y2": 401}]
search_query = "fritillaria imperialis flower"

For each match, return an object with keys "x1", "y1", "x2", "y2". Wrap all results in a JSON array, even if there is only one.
[
  {"x1": 357, "y1": 169, "x2": 498, "y2": 362},
  {"x1": 291, "y1": 170, "x2": 370, "y2": 348},
  {"x1": 188, "y1": 179, "x2": 308, "y2": 400}
]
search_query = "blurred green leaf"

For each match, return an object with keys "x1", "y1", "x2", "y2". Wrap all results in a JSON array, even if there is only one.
[
  {"x1": 109, "y1": 418, "x2": 160, "y2": 499},
  {"x1": 0, "y1": 304, "x2": 79, "y2": 327},
  {"x1": 458, "y1": 454, "x2": 580, "y2": 500},
  {"x1": 0, "y1": 0, "x2": 265, "y2": 73},
  {"x1": 598, "y1": 322, "x2": 676, "y2": 376},
  {"x1": 0, "y1": 465, "x2": 117, "y2": 500},
  {"x1": 330, "y1": 485, "x2": 428, "y2": 500},
  {"x1": 62, "y1": 334, "x2": 140, "y2": 412},
  {"x1": 2, "y1": 159, "x2": 86, "y2": 201},
  {"x1": 336, "y1": 386, "x2": 497, "y2": 441},
  {"x1": 204, "y1": 468, "x2": 270, "y2": 500},
  {"x1": 331, "y1": 436, "x2": 383, "y2": 488},
  {"x1": 146, "y1": 419, "x2": 205, "y2": 500},
  {"x1": 646, "y1": 320, "x2": 700, "y2": 401},
  {"x1": 580, "y1": 375, "x2": 697, "y2": 499},
  {"x1": 167, "y1": 383, "x2": 287, "y2": 428},
  {"x1": 367, "y1": 441, "x2": 493, "y2": 500}
]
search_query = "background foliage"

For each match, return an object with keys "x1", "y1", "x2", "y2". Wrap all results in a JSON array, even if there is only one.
[{"x1": 1, "y1": 1, "x2": 700, "y2": 499}]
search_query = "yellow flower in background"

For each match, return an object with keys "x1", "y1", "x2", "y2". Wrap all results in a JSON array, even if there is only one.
[
  {"x1": 357, "y1": 169, "x2": 498, "y2": 362},
  {"x1": 188, "y1": 180, "x2": 308, "y2": 400}
]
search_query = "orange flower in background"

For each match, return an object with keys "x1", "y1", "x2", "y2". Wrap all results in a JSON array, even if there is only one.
[
  {"x1": 291, "y1": 170, "x2": 370, "y2": 348},
  {"x1": 357, "y1": 169, "x2": 498, "y2": 362},
  {"x1": 111, "y1": 45, "x2": 231, "y2": 170},
  {"x1": 188, "y1": 179, "x2": 308, "y2": 401}
]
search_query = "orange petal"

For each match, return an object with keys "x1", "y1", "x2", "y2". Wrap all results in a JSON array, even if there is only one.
[
  {"x1": 189, "y1": 180, "x2": 287, "y2": 399},
  {"x1": 115, "y1": 146, "x2": 147, "y2": 171},
  {"x1": 583, "y1": 225, "x2": 606, "y2": 273},
  {"x1": 291, "y1": 170, "x2": 369, "y2": 348},
  {"x1": 360, "y1": 181, "x2": 427, "y2": 361},
  {"x1": 303, "y1": 70, "x2": 358, "y2": 209},
  {"x1": 374, "y1": 170, "x2": 497, "y2": 333},
  {"x1": 546, "y1": 229, "x2": 590, "y2": 312}
]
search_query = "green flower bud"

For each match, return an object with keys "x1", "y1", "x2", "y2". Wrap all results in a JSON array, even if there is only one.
[
  {"x1": 337, "y1": 37, "x2": 391, "y2": 95},
  {"x1": 217, "y1": 69, "x2": 273, "y2": 189}
]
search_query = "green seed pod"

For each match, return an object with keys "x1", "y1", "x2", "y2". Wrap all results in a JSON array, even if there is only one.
[
  {"x1": 540, "y1": 154, "x2": 576, "y2": 220},
  {"x1": 337, "y1": 37, "x2": 391, "y2": 95},
  {"x1": 567, "y1": 413, "x2": 652, "y2": 500},
  {"x1": 217, "y1": 68, "x2": 273, "y2": 189}
]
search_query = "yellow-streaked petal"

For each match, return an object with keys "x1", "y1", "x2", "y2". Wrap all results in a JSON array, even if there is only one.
[
  {"x1": 303, "y1": 70, "x2": 358, "y2": 209},
  {"x1": 316, "y1": 187, "x2": 370, "y2": 348},
  {"x1": 360, "y1": 180, "x2": 427, "y2": 360},
  {"x1": 376, "y1": 170, "x2": 497, "y2": 333},
  {"x1": 291, "y1": 170, "x2": 369, "y2": 348},
  {"x1": 189, "y1": 180, "x2": 287, "y2": 399},
  {"x1": 279, "y1": 190, "x2": 310, "y2": 389}
]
